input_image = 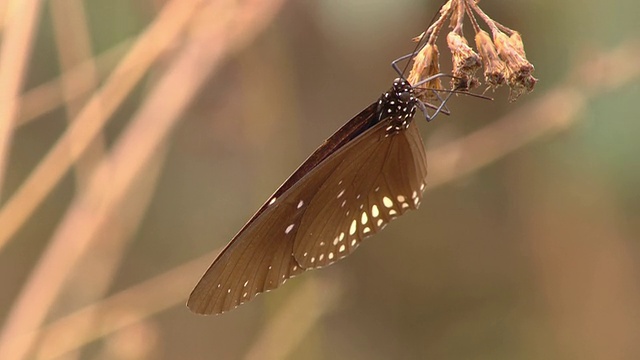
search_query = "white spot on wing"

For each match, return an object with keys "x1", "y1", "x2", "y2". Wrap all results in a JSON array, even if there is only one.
[
  {"x1": 268, "y1": 197, "x2": 277, "y2": 205},
  {"x1": 361, "y1": 212, "x2": 368, "y2": 224},
  {"x1": 372, "y1": 205, "x2": 379, "y2": 217},
  {"x1": 349, "y1": 220, "x2": 357, "y2": 235},
  {"x1": 297, "y1": 200, "x2": 304, "y2": 208},
  {"x1": 285, "y1": 224, "x2": 295, "y2": 234},
  {"x1": 383, "y1": 197, "x2": 393, "y2": 208}
]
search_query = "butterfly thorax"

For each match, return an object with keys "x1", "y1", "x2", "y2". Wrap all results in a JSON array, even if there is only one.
[{"x1": 377, "y1": 78, "x2": 418, "y2": 135}]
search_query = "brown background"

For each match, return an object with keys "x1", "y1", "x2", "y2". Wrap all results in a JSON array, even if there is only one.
[{"x1": 0, "y1": 0, "x2": 639, "y2": 359}]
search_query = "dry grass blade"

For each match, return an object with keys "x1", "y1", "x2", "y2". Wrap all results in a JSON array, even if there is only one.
[
  {"x1": 50, "y1": 0, "x2": 168, "y2": 348},
  {"x1": 0, "y1": 0, "x2": 43, "y2": 197},
  {"x1": 0, "y1": 0, "x2": 201, "y2": 253},
  {"x1": 17, "y1": 39, "x2": 132, "y2": 127},
  {"x1": 50, "y1": 0, "x2": 105, "y2": 191},
  {"x1": 33, "y1": 252, "x2": 216, "y2": 359}
]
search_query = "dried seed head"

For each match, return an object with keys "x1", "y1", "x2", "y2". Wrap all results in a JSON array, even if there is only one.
[
  {"x1": 407, "y1": 44, "x2": 442, "y2": 101},
  {"x1": 494, "y1": 31, "x2": 538, "y2": 101},
  {"x1": 475, "y1": 30, "x2": 506, "y2": 89},
  {"x1": 405, "y1": 1, "x2": 536, "y2": 103},
  {"x1": 447, "y1": 31, "x2": 482, "y2": 90},
  {"x1": 508, "y1": 32, "x2": 527, "y2": 58}
]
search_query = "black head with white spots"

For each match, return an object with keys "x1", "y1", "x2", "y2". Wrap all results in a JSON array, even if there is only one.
[{"x1": 377, "y1": 78, "x2": 418, "y2": 134}]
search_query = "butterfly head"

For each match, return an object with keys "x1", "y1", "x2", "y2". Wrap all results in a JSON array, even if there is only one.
[{"x1": 378, "y1": 78, "x2": 418, "y2": 134}]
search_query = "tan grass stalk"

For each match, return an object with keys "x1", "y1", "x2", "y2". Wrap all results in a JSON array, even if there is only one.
[
  {"x1": 17, "y1": 39, "x2": 132, "y2": 127},
  {"x1": 0, "y1": 0, "x2": 201, "y2": 253},
  {"x1": 0, "y1": 0, "x2": 43, "y2": 197}
]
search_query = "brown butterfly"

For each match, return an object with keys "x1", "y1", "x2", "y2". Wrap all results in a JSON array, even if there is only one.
[{"x1": 188, "y1": 76, "x2": 453, "y2": 315}]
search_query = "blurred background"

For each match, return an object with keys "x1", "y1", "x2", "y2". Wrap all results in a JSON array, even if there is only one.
[{"x1": 0, "y1": 0, "x2": 639, "y2": 359}]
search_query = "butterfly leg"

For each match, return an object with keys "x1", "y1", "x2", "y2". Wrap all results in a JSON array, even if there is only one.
[{"x1": 391, "y1": 53, "x2": 415, "y2": 78}]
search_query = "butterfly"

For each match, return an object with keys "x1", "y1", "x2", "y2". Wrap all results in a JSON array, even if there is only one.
[{"x1": 187, "y1": 70, "x2": 454, "y2": 314}]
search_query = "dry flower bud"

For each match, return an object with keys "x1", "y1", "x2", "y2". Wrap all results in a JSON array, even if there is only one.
[
  {"x1": 508, "y1": 74, "x2": 538, "y2": 102},
  {"x1": 407, "y1": 44, "x2": 442, "y2": 101},
  {"x1": 412, "y1": 31, "x2": 426, "y2": 42},
  {"x1": 494, "y1": 32, "x2": 533, "y2": 76},
  {"x1": 447, "y1": 31, "x2": 482, "y2": 90},
  {"x1": 474, "y1": 30, "x2": 506, "y2": 88},
  {"x1": 508, "y1": 32, "x2": 526, "y2": 58},
  {"x1": 494, "y1": 31, "x2": 537, "y2": 100}
]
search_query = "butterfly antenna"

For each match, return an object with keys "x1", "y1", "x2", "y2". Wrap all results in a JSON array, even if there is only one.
[{"x1": 412, "y1": 72, "x2": 492, "y2": 121}]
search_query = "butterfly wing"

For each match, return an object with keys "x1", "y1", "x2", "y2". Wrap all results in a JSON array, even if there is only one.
[
  {"x1": 188, "y1": 103, "x2": 382, "y2": 314},
  {"x1": 188, "y1": 81, "x2": 427, "y2": 315},
  {"x1": 293, "y1": 122, "x2": 427, "y2": 268}
]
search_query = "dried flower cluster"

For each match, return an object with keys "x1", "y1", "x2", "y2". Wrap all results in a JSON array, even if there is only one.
[{"x1": 408, "y1": 0, "x2": 537, "y2": 102}]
